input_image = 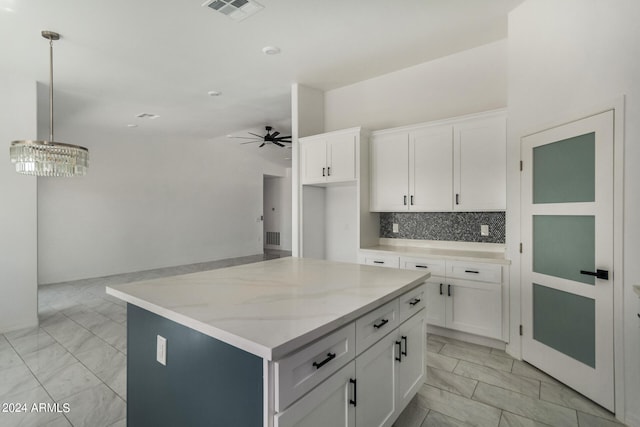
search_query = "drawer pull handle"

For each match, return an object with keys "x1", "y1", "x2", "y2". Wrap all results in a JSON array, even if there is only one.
[
  {"x1": 415, "y1": 265, "x2": 428, "y2": 269},
  {"x1": 465, "y1": 270, "x2": 479, "y2": 274},
  {"x1": 322, "y1": 167, "x2": 326, "y2": 177},
  {"x1": 448, "y1": 284, "x2": 451, "y2": 297},
  {"x1": 312, "y1": 352, "x2": 336, "y2": 369},
  {"x1": 395, "y1": 340, "x2": 402, "y2": 362},
  {"x1": 327, "y1": 166, "x2": 331, "y2": 176},
  {"x1": 349, "y1": 378, "x2": 357, "y2": 407},
  {"x1": 409, "y1": 298, "x2": 421, "y2": 306},
  {"x1": 373, "y1": 318, "x2": 389, "y2": 329},
  {"x1": 404, "y1": 195, "x2": 407, "y2": 206},
  {"x1": 373, "y1": 260, "x2": 384, "y2": 264},
  {"x1": 401, "y1": 335, "x2": 408, "y2": 356},
  {"x1": 439, "y1": 283, "x2": 443, "y2": 295}
]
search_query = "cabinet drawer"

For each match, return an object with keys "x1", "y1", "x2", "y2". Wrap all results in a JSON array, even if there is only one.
[
  {"x1": 355, "y1": 299, "x2": 400, "y2": 355},
  {"x1": 448, "y1": 261, "x2": 502, "y2": 284},
  {"x1": 274, "y1": 323, "x2": 356, "y2": 412},
  {"x1": 399, "y1": 284, "x2": 426, "y2": 324},
  {"x1": 400, "y1": 256, "x2": 446, "y2": 276},
  {"x1": 364, "y1": 254, "x2": 400, "y2": 269}
]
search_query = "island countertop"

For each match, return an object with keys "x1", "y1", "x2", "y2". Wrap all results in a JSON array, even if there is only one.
[{"x1": 106, "y1": 257, "x2": 429, "y2": 360}]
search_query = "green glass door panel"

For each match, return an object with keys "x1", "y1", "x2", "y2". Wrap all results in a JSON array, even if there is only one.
[
  {"x1": 533, "y1": 215, "x2": 595, "y2": 285},
  {"x1": 533, "y1": 132, "x2": 595, "y2": 204},
  {"x1": 533, "y1": 283, "x2": 595, "y2": 368}
]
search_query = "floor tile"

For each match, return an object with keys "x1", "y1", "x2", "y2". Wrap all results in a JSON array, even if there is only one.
[
  {"x1": 511, "y1": 361, "x2": 560, "y2": 385},
  {"x1": 21, "y1": 342, "x2": 77, "y2": 378},
  {"x1": 421, "y1": 410, "x2": 472, "y2": 426},
  {"x1": 440, "y1": 344, "x2": 513, "y2": 372},
  {"x1": 7, "y1": 329, "x2": 56, "y2": 357},
  {"x1": 108, "y1": 419, "x2": 126, "y2": 427},
  {"x1": 539, "y1": 381, "x2": 615, "y2": 420},
  {"x1": 415, "y1": 384, "x2": 501, "y2": 427},
  {"x1": 454, "y1": 360, "x2": 540, "y2": 398},
  {"x1": 427, "y1": 335, "x2": 492, "y2": 354},
  {"x1": 576, "y1": 411, "x2": 625, "y2": 427},
  {"x1": 499, "y1": 411, "x2": 553, "y2": 427},
  {"x1": 91, "y1": 321, "x2": 126, "y2": 353},
  {"x1": 62, "y1": 383, "x2": 126, "y2": 427},
  {"x1": 426, "y1": 339, "x2": 444, "y2": 353},
  {"x1": 0, "y1": 334, "x2": 10, "y2": 351},
  {"x1": 426, "y1": 351, "x2": 459, "y2": 372},
  {"x1": 94, "y1": 352, "x2": 127, "y2": 400},
  {"x1": 425, "y1": 366, "x2": 478, "y2": 398},
  {"x1": 39, "y1": 362, "x2": 101, "y2": 401},
  {"x1": 393, "y1": 398, "x2": 428, "y2": 427},
  {"x1": 0, "y1": 347, "x2": 25, "y2": 371},
  {"x1": 472, "y1": 382, "x2": 578, "y2": 427},
  {"x1": 0, "y1": 385, "x2": 67, "y2": 427},
  {"x1": 0, "y1": 363, "x2": 41, "y2": 397},
  {"x1": 65, "y1": 309, "x2": 110, "y2": 332},
  {"x1": 74, "y1": 339, "x2": 120, "y2": 374}
]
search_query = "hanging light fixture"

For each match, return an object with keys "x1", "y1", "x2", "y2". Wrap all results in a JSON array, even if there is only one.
[{"x1": 10, "y1": 31, "x2": 89, "y2": 177}]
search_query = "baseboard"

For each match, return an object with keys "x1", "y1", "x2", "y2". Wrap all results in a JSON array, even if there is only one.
[{"x1": 427, "y1": 324, "x2": 506, "y2": 351}]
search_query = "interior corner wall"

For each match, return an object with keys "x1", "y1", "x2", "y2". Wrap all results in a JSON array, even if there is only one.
[
  {"x1": 0, "y1": 74, "x2": 38, "y2": 333},
  {"x1": 37, "y1": 126, "x2": 289, "y2": 285},
  {"x1": 324, "y1": 39, "x2": 507, "y2": 132},
  {"x1": 507, "y1": 1, "x2": 640, "y2": 425}
]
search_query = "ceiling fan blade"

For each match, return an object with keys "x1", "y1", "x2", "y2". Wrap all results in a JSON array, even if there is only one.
[
  {"x1": 275, "y1": 139, "x2": 291, "y2": 143},
  {"x1": 278, "y1": 135, "x2": 292, "y2": 139},
  {"x1": 229, "y1": 136, "x2": 262, "y2": 140},
  {"x1": 248, "y1": 132, "x2": 264, "y2": 138},
  {"x1": 273, "y1": 141, "x2": 285, "y2": 147},
  {"x1": 259, "y1": 142, "x2": 266, "y2": 147},
  {"x1": 271, "y1": 131, "x2": 280, "y2": 138},
  {"x1": 240, "y1": 140, "x2": 261, "y2": 144}
]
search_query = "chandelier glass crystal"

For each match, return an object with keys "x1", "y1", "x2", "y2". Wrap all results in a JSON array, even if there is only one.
[{"x1": 10, "y1": 30, "x2": 89, "y2": 177}]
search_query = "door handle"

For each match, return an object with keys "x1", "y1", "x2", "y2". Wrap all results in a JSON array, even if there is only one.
[
  {"x1": 322, "y1": 167, "x2": 325, "y2": 177},
  {"x1": 395, "y1": 340, "x2": 402, "y2": 362},
  {"x1": 448, "y1": 284, "x2": 451, "y2": 297},
  {"x1": 349, "y1": 378, "x2": 357, "y2": 407},
  {"x1": 403, "y1": 195, "x2": 407, "y2": 205},
  {"x1": 401, "y1": 336, "x2": 408, "y2": 356},
  {"x1": 327, "y1": 166, "x2": 330, "y2": 176},
  {"x1": 455, "y1": 193, "x2": 460, "y2": 205},
  {"x1": 439, "y1": 283, "x2": 443, "y2": 295},
  {"x1": 580, "y1": 269, "x2": 609, "y2": 280},
  {"x1": 410, "y1": 195, "x2": 414, "y2": 205}
]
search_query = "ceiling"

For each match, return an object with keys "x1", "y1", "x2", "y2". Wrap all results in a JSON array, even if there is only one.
[{"x1": 0, "y1": 0, "x2": 523, "y2": 166}]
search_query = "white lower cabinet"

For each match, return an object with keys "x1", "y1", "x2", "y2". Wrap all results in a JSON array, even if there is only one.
[{"x1": 274, "y1": 292, "x2": 426, "y2": 427}]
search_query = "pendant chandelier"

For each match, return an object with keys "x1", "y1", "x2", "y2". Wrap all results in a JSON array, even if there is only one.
[{"x1": 10, "y1": 31, "x2": 89, "y2": 177}]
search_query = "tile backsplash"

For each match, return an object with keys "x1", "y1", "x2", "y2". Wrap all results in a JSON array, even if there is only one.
[{"x1": 380, "y1": 212, "x2": 505, "y2": 243}]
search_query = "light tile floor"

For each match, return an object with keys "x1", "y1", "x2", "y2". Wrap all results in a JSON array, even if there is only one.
[{"x1": 0, "y1": 251, "x2": 625, "y2": 427}]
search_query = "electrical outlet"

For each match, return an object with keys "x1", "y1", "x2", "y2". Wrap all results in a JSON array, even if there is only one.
[
  {"x1": 481, "y1": 225, "x2": 489, "y2": 236},
  {"x1": 393, "y1": 223, "x2": 399, "y2": 233},
  {"x1": 157, "y1": 335, "x2": 167, "y2": 366}
]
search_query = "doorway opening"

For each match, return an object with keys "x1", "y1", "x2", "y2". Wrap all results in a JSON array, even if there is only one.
[{"x1": 263, "y1": 174, "x2": 292, "y2": 259}]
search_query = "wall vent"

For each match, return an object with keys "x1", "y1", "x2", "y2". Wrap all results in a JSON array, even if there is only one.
[
  {"x1": 265, "y1": 231, "x2": 280, "y2": 246},
  {"x1": 202, "y1": 0, "x2": 264, "y2": 22}
]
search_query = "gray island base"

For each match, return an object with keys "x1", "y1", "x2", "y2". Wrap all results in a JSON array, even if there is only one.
[{"x1": 107, "y1": 257, "x2": 429, "y2": 427}]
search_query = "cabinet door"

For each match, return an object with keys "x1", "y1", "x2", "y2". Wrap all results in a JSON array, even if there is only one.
[
  {"x1": 396, "y1": 311, "x2": 426, "y2": 412},
  {"x1": 445, "y1": 279, "x2": 502, "y2": 340},
  {"x1": 327, "y1": 133, "x2": 356, "y2": 183},
  {"x1": 301, "y1": 139, "x2": 328, "y2": 185},
  {"x1": 275, "y1": 361, "x2": 356, "y2": 427},
  {"x1": 410, "y1": 125, "x2": 453, "y2": 211},
  {"x1": 370, "y1": 132, "x2": 409, "y2": 211},
  {"x1": 453, "y1": 115, "x2": 506, "y2": 211},
  {"x1": 424, "y1": 280, "x2": 446, "y2": 327},
  {"x1": 355, "y1": 333, "x2": 397, "y2": 427}
]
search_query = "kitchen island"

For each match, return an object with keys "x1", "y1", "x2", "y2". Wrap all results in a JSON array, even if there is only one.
[{"x1": 106, "y1": 257, "x2": 429, "y2": 427}]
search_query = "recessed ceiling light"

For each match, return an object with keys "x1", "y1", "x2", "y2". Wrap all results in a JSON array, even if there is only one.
[
  {"x1": 262, "y1": 46, "x2": 281, "y2": 55},
  {"x1": 127, "y1": 124, "x2": 138, "y2": 128},
  {"x1": 208, "y1": 90, "x2": 222, "y2": 97},
  {"x1": 136, "y1": 113, "x2": 159, "y2": 119}
]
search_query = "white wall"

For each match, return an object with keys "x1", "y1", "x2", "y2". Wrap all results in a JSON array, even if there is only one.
[
  {"x1": 264, "y1": 173, "x2": 292, "y2": 251},
  {"x1": 507, "y1": 1, "x2": 640, "y2": 424},
  {"x1": 37, "y1": 125, "x2": 289, "y2": 284},
  {"x1": 324, "y1": 39, "x2": 507, "y2": 132},
  {"x1": 0, "y1": 74, "x2": 38, "y2": 333}
]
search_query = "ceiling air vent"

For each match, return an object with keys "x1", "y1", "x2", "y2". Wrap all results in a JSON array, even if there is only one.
[{"x1": 202, "y1": 0, "x2": 264, "y2": 22}]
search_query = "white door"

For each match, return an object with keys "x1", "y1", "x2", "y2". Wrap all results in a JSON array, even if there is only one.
[
  {"x1": 410, "y1": 125, "x2": 453, "y2": 211},
  {"x1": 396, "y1": 312, "x2": 426, "y2": 411},
  {"x1": 275, "y1": 361, "x2": 356, "y2": 427},
  {"x1": 370, "y1": 133, "x2": 409, "y2": 211},
  {"x1": 454, "y1": 115, "x2": 506, "y2": 211},
  {"x1": 327, "y1": 134, "x2": 356, "y2": 183},
  {"x1": 300, "y1": 140, "x2": 327, "y2": 184},
  {"x1": 355, "y1": 333, "x2": 397, "y2": 427},
  {"x1": 521, "y1": 110, "x2": 614, "y2": 411}
]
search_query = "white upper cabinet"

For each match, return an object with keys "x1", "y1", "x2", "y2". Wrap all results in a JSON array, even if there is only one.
[
  {"x1": 410, "y1": 125, "x2": 453, "y2": 211},
  {"x1": 369, "y1": 132, "x2": 409, "y2": 211},
  {"x1": 300, "y1": 131, "x2": 356, "y2": 185},
  {"x1": 454, "y1": 115, "x2": 507, "y2": 211},
  {"x1": 369, "y1": 110, "x2": 506, "y2": 212}
]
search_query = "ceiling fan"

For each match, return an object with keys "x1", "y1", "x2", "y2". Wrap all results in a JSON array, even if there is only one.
[{"x1": 230, "y1": 126, "x2": 292, "y2": 148}]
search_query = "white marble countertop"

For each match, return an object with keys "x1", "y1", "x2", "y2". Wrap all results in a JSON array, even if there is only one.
[
  {"x1": 106, "y1": 257, "x2": 429, "y2": 361},
  {"x1": 360, "y1": 238, "x2": 510, "y2": 265}
]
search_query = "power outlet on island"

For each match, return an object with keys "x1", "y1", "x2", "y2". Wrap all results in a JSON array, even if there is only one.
[
  {"x1": 157, "y1": 335, "x2": 167, "y2": 366},
  {"x1": 481, "y1": 225, "x2": 489, "y2": 236},
  {"x1": 393, "y1": 223, "x2": 399, "y2": 233}
]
